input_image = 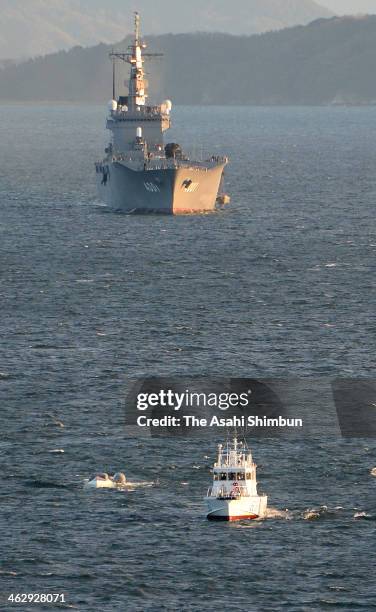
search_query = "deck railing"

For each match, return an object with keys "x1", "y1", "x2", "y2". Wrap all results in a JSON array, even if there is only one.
[{"x1": 111, "y1": 156, "x2": 226, "y2": 172}]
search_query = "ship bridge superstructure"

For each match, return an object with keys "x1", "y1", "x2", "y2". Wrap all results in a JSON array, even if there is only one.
[
  {"x1": 208, "y1": 437, "x2": 259, "y2": 499},
  {"x1": 107, "y1": 12, "x2": 171, "y2": 154}
]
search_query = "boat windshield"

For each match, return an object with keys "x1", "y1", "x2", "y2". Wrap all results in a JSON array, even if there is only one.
[{"x1": 213, "y1": 472, "x2": 228, "y2": 481}]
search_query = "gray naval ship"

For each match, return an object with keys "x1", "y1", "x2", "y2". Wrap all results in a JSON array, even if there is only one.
[{"x1": 95, "y1": 12, "x2": 229, "y2": 214}]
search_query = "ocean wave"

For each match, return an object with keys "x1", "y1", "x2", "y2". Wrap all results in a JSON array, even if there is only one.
[
  {"x1": 264, "y1": 506, "x2": 349, "y2": 521},
  {"x1": 353, "y1": 511, "x2": 374, "y2": 520},
  {"x1": 302, "y1": 505, "x2": 342, "y2": 520},
  {"x1": 265, "y1": 507, "x2": 292, "y2": 520},
  {"x1": 24, "y1": 479, "x2": 70, "y2": 489}
]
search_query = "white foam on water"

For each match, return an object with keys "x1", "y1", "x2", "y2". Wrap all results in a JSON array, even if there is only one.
[
  {"x1": 126, "y1": 481, "x2": 155, "y2": 487},
  {"x1": 354, "y1": 511, "x2": 371, "y2": 519},
  {"x1": 265, "y1": 507, "x2": 292, "y2": 520}
]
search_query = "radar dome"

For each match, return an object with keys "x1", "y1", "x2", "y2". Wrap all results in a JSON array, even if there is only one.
[{"x1": 161, "y1": 99, "x2": 172, "y2": 114}]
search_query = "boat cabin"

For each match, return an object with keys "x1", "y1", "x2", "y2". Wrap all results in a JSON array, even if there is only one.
[{"x1": 209, "y1": 440, "x2": 258, "y2": 499}]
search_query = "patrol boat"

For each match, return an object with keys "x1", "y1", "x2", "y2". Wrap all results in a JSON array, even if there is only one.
[
  {"x1": 205, "y1": 436, "x2": 268, "y2": 521},
  {"x1": 95, "y1": 12, "x2": 228, "y2": 214}
]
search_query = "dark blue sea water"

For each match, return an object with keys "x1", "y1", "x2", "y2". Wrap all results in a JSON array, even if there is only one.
[{"x1": 0, "y1": 105, "x2": 375, "y2": 611}]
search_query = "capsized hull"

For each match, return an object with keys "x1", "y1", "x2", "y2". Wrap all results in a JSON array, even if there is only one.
[
  {"x1": 84, "y1": 477, "x2": 131, "y2": 489},
  {"x1": 96, "y1": 161, "x2": 226, "y2": 214},
  {"x1": 205, "y1": 495, "x2": 268, "y2": 521}
]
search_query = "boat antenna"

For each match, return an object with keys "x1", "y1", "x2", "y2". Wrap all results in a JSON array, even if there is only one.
[
  {"x1": 233, "y1": 426, "x2": 238, "y2": 451},
  {"x1": 112, "y1": 50, "x2": 116, "y2": 100}
]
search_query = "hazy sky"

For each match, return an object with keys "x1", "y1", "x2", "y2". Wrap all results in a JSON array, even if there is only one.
[{"x1": 321, "y1": 0, "x2": 376, "y2": 13}]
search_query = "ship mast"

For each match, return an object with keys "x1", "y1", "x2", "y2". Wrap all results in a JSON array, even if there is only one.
[
  {"x1": 134, "y1": 10, "x2": 140, "y2": 45},
  {"x1": 112, "y1": 53, "x2": 116, "y2": 101},
  {"x1": 109, "y1": 12, "x2": 163, "y2": 111}
]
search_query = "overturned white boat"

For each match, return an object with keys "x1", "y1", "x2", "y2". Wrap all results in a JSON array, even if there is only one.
[
  {"x1": 205, "y1": 437, "x2": 267, "y2": 521},
  {"x1": 85, "y1": 472, "x2": 128, "y2": 489}
]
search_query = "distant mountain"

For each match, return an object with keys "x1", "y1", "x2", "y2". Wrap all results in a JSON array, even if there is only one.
[
  {"x1": 0, "y1": 0, "x2": 333, "y2": 59},
  {"x1": 1, "y1": 16, "x2": 376, "y2": 106}
]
